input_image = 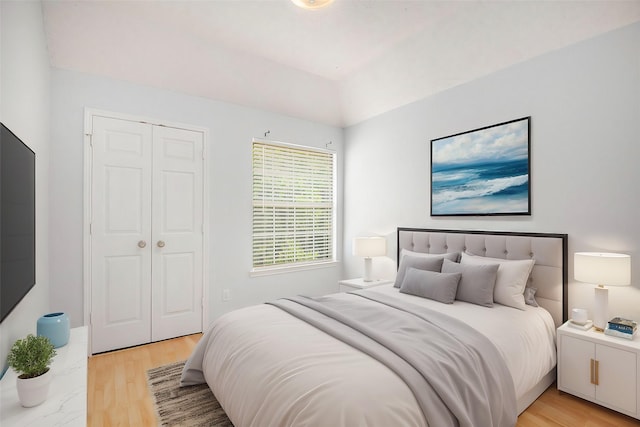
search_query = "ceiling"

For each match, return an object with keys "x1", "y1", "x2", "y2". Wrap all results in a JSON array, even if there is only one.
[{"x1": 41, "y1": 0, "x2": 640, "y2": 127}]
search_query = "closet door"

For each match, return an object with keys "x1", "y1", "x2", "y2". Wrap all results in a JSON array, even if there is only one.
[
  {"x1": 90, "y1": 116, "x2": 204, "y2": 354},
  {"x1": 151, "y1": 125, "x2": 204, "y2": 341},
  {"x1": 90, "y1": 117, "x2": 153, "y2": 354}
]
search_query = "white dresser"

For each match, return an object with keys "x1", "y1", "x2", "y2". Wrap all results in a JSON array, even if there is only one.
[{"x1": 0, "y1": 326, "x2": 88, "y2": 426}]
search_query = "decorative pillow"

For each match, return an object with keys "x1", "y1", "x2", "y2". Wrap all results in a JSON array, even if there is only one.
[
  {"x1": 394, "y1": 255, "x2": 445, "y2": 288},
  {"x1": 441, "y1": 259, "x2": 499, "y2": 307},
  {"x1": 400, "y1": 249, "x2": 460, "y2": 263},
  {"x1": 399, "y1": 267, "x2": 461, "y2": 304},
  {"x1": 524, "y1": 287, "x2": 539, "y2": 307},
  {"x1": 460, "y1": 253, "x2": 535, "y2": 310}
]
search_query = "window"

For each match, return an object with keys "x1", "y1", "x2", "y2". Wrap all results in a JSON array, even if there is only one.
[{"x1": 252, "y1": 139, "x2": 336, "y2": 272}]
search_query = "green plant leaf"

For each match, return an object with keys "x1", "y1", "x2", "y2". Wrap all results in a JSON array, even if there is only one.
[{"x1": 7, "y1": 334, "x2": 56, "y2": 378}]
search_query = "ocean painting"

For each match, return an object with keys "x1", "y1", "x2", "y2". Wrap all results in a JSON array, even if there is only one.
[{"x1": 431, "y1": 117, "x2": 530, "y2": 216}]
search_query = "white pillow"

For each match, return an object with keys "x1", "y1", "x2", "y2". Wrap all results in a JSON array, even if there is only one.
[{"x1": 459, "y1": 253, "x2": 534, "y2": 310}]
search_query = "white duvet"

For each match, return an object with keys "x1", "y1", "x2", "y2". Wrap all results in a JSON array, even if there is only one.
[{"x1": 183, "y1": 284, "x2": 556, "y2": 427}]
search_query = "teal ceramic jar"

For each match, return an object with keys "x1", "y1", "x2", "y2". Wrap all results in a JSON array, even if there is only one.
[{"x1": 37, "y1": 312, "x2": 70, "y2": 348}]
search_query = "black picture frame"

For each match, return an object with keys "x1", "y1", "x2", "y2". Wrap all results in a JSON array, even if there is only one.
[{"x1": 430, "y1": 117, "x2": 531, "y2": 216}]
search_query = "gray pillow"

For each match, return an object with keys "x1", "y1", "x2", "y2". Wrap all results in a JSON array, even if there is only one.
[
  {"x1": 399, "y1": 249, "x2": 460, "y2": 263},
  {"x1": 399, "y1": 268, "x2": 461, "y2": 304},
  {"x1": 524, "y1": 287, "x2": 539, "y2": 307},
  {"x1": 459, "y1": 253, "x2": 534, "y2": 310},
  {"x1": 394, "y1": 255, "x2": 444, "y2": 288},
  {"x1": 442, "y1": 259, "x2": 499, "y2": 307}
]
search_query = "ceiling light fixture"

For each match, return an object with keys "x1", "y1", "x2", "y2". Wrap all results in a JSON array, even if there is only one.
[{"x1": 291, "y1": 0, "x2": 335, "y2": 10}]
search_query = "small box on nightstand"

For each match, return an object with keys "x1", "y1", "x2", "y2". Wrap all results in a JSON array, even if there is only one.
[{"x1": 339, "y1": 278, "x2": 394, "y2": 292}]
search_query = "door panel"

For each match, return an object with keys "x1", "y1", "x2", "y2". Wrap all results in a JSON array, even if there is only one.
[
  {"x1": 559, "y1": 334, "x2": 595, "y2": 399},
  {"x1": 596, "y1": 345, "x2": 637, "y2": 414},
  {"x1": 91, "y1": 117, "x2": 152, "y2": 354},
  {"x1": 151, "y1": 126, "x2": 203, "y2": 341},
  {"x1": 105, "y1": 167, "x2": 144, "y2": 232},
  {"x1": 161, "y1": 253, "x2": 195, "y2": 313},
  {"x1": 163, "y1": 172, "x2": 195, "y2": 231},
  {"x1": 104, "y1": 255, "x2": 144, "y2": 324}
]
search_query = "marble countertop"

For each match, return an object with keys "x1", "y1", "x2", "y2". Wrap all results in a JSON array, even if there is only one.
[{"x1": 0, "y1": 326, "x2": 88, "y2": 426}]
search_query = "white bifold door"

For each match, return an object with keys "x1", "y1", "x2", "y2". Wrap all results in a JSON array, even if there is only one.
[{"x1": 89, "y1": 116, "x2": 204, "y2": 354}]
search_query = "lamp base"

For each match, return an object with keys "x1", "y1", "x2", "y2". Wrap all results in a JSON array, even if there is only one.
[
  {"x1": 593, "y1": 285, "x2": 608, "y2": 332},
  {"x1": 363, "y1": 257, "x2": 373, "y2": 282}
]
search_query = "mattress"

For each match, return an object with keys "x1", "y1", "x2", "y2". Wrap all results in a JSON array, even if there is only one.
[{"x1": 182, "y1": 284, "x2": 556, "y2": 426}]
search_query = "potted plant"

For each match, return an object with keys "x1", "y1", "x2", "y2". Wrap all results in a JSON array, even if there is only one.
[{"x1": 6, "y1": 334, "x2": 57, "y2": 407}]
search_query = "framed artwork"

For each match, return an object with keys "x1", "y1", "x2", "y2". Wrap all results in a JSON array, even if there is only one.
[{"x1": 430, "y1": 116, "x2": 531, "y2": 216}]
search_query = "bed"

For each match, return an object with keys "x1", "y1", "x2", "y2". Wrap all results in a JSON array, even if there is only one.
[{"x1": 181, "y1": 228, "x2": 568, "y2": 427}]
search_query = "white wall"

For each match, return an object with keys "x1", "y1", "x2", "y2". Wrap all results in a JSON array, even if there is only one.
[
  {"x1": 7, "y1": 5, "x2": 638, "y2": 360},
  {"x1": 49, "y1": 69, "x2": 344, "y2": 329},
  {"x1": 0, "y1": 1, "x2": 51, "y2": 370},
  {"x1": 343, "y1": 23, "x2": 640, "y2": 322}
]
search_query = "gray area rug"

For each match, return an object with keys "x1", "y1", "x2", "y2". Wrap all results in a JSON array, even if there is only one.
[{"x1": 147, "y1": 360, "x2": 233, "y2": 426}]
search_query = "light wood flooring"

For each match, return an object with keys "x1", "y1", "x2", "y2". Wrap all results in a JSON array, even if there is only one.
[
  {"x1": 88, "y1": 334, "x2": 640, "y2": 426},
  {"x1": 87, "y1": 333, "x2": 201, "y2": 426}
]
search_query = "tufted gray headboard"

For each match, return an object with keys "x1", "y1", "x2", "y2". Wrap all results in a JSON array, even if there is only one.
[{"x1": 397, "y1": 228, "x2": 568, "y2": 327}]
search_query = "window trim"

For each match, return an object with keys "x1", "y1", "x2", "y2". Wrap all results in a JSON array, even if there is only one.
[
  {"x1": 251, "y1": 138, "x2": 337, "y2": 275},
  {"x1": 249, "y1": 260, "x2": 339, "y2": 277}
]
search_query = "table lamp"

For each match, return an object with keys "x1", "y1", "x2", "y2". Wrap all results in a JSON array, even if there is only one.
[
  {"x1": 574, "y1": 252, "x2": 631, "y2": 331},
  {"x1": 353, "y1": 237, "x2": 386, "y2": 282}
]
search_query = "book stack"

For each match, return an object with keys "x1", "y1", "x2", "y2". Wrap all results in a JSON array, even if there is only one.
[{"x1": 604, "y1": 317, "x2": 637, "y2": 340}]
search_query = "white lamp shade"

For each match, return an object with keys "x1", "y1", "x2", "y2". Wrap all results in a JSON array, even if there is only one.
[
  {"x1": 574, "y1": 252, "x2": 631, "y2": 286},
  {"x1": 352, "y1": 237, "x2": 386, "y2": 258}
]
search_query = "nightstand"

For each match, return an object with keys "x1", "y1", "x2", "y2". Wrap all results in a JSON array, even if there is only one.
[
  {"x1": 557, "y1": 321, "x2": 640, "y2": 420},
  {"x1": 339, "y1": 278, "x2": 394, "y2": 292}
]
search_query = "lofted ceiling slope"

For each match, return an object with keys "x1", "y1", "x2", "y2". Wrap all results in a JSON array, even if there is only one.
[{"x1": 42, "y1": 0, "x2": 640, "y2": 127}]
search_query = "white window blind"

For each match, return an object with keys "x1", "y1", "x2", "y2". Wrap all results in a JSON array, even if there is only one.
[{"x1": 252, "y1": 140, "x2": 335, "y2": 270}]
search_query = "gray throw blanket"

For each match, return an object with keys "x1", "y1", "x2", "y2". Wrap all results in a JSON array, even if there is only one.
[{"x1": 268, "y1": 291, "x2": 516, "y2": 427}]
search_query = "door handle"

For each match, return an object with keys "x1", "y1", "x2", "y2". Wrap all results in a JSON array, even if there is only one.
[
  {"x1": 138, "y1": 240, "x2": 147, "y2": 248},
  {"x1": 590, "y1": 358, "x2": 600, "y2": 385},
  {"x1": 157, "y1": 240, "x2": 166, "y2": 248}
]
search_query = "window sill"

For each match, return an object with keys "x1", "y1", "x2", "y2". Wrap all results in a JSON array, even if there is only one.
[{"x1": 250, "y1": 260, "x2": 339, "y2": 277}]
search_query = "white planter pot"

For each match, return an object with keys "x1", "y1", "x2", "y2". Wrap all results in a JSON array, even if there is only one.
[{"x1": 16, "y1": 368, "x2": 52, "y2": 407}]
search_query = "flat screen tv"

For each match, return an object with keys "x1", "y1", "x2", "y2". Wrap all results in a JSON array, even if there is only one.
[{"x1": 1, "y1": 123, "x2": 36, "y2": 322}]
